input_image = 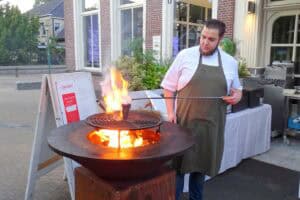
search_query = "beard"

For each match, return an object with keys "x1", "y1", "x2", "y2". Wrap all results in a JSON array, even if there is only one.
[{"x1": 199, "y1": 45, "x2": 218, "y2": 56}]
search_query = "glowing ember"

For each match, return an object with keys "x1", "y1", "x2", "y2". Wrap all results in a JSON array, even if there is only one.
[
  {"x1": 100, "y1": 68, "x2": 132, "y2": 120},
  {"x1": 87, "y1": 129, "x2": 160, "y2": 148}
]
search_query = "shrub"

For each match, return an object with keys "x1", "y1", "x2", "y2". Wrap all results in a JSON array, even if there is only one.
[
  {"x1": 220, "y1": 37, "x2": 236, "y2": 56},
  {"x1": 220, "y1": 38, "x2": 250, "y2": 77},
  {"x1": 115, "y1": 38, "x2": 170, "y2": 91},
  {"x1": 238, "y1": 58, "x2": 250, "y2": 78}
]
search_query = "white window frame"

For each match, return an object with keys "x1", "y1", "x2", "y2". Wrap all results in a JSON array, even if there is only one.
[
  {"x1": 265, "y1": 10, "x2": 300, "y2": 65},
  {"x1": 175, "y1": 1, "x2": 211, "y2": 50},
  {"x1": 73, "y1": 0, "x2": 102, "y2": 72},
  {"x1": 267, "y1": 0, "x2": 300, "y2": 7},
  {"x1": 111, "y1": 1, "x2": 145, "y2": 61}
]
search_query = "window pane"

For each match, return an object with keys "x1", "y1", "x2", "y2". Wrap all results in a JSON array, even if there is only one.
[
  {"x1": 121, "y1": 9, "x2": 132, "y2": 56},
  {"x1": 84, "y1": 15, "x2": 99, "y2": 68},
  {"x1": 296, "y1": 47, "x2": 300, "y2": 62},
  {"x1": 173, "y1": 24, "x2": 187, "y2": 57},
  {"x1": 207, "y1": 8, "x2": 212, "y2": 20},
  {"x1": 298, "y1": 15, "x2": 300, "y2": 44},
  {"x1": 272, "y1": 16, "x2": 295, "y2": 44},
  {"x1": 176, "y1": 2, "x2": 187, "y2": 22},
  {"x1": 189, "y1": 5, "x2": 205, "y2": 24},
  {"x1": 188, "y1": 25, "x2": 198, "y2": 47},
  {"x1": 133, "y1": 7, "x2": 143, "y2": 38},
  {"x1": 120, "y1": 0, "x2": 143, "y2": 5},
  {"x1": 84, "y1": 0, "x2": 99, "y2": 11},
  {"x1": 270, "y1": 47, "x2": 293, "y2": 63},
  {"x1": 296, "y1": 47, "x2": 300, "y2": 74}
]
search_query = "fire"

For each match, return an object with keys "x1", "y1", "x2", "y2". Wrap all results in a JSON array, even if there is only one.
[
  {"x1": 91, "y1": 68, "x2": 161, "y2": 149},
  {"x1": 101, "y1": 68, "x2": 131, "y2": 120},
  {"x1": 87, "y1": 129, "x2": 160, "y2": 148}
]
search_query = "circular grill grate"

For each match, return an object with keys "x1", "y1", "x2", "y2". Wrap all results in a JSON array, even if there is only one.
[{"x1": 85, "y1": 110, "x2": 162, "y2": 130}]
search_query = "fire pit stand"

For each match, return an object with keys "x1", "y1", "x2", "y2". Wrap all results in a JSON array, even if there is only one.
[{"x1": 75, "y1": 165, "x2": 175, "y2": 200}]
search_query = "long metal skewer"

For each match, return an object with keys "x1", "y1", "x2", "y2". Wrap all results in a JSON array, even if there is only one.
[{"x1": 131, "y1": 96, "x2": 223, "y2": 101}]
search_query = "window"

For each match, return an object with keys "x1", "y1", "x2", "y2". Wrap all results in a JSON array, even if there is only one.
[
  {"x1": 54, "y1": 22, "x2": 60, "y2": 32},
  {"x1": 270, "y1": 15, "x2": 300, "y2": 64},
  {"x1": 119, "y1": 1, "x2": 143, "y2": 56},
  {"x1": 40, "y1": 22, "x2": 46, "y2": 35},
  {"x1": 81, "y1": 0, "x2": 100, "y2": 68},
  {"x1": 173, "y1": 0, "x2": 212, "y2": 56}
]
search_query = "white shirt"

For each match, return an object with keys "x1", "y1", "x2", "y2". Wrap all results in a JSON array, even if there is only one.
[{"x1": 161, "y1": 46, "x2": 242, "y2": 94}]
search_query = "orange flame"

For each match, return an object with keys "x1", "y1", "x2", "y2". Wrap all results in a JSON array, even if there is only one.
[
  {"x1": 87, "y1": 129, "x2": 160, "y2": 149},
  {"x1": 88, "y1": 130, "x2": 143, "y2": 148},
  {"x1": 102, "y1": 68, "x2": 131, "y2": 120}
]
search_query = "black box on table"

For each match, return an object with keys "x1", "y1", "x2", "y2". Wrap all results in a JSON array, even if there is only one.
[
  {"x1": 245, "y1": 86, "x2": 264, "y2": 108},
  {"x1": 231, "y1": 90, "x2": 249, "y2": 113}
]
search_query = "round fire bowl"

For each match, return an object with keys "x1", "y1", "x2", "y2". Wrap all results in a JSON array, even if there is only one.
[{"x1": 48, "y1": 121, "x2": 194, "y2": 180}]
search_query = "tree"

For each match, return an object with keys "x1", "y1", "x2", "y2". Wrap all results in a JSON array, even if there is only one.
[{"x1": 0, "y1": 4, "x2": 39, "y2": 65}]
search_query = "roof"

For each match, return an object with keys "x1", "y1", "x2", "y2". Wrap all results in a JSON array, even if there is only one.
[{"x1": 27, "y1": 0, "x2": 64, "y2": 18}]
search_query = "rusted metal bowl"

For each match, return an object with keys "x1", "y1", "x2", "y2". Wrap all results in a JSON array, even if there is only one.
[{"x1": 47, "y1": 121, "x2": 194, "y2": 180}]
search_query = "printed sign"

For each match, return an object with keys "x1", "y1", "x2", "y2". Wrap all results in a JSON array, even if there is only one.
[
  {"x1": 25, "y1": 72, "x2": 99, "y2": 200},
  {"x1": 152, "y1": 35, "x2": 161, "y2": 61},
  {"x1": 56, "y1": 80, "x2": 80, "y2": 124},
  {"x1": 62, "y1": 93, "x2": 80, "y2": 123}
]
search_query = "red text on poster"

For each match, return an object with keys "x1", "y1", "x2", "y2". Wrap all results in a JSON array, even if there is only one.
[{"x1": 62, "y1": 93, "x2": 80, "y2": 123}]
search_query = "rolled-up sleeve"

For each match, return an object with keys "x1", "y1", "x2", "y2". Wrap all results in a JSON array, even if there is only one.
[
  {"x1": 161, "y1": 52, "x2": 183, "y2": 92},
  {"x1": 232, "y1": 59, "x2": 242, "y2": 90}
]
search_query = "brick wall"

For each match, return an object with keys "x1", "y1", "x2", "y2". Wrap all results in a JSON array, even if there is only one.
[
  {"x1": 100, "y1": 0, "x2": 111, "y2": 67},
  {"x1": 217, "y1": 0, "x2": 235, "y2": 39},
  {"x1": 64, "y1": 0, "x2": 75, "y2": 71},
  {"x1": 145, "y1": 0, "x2": 162, "y2": 50}
]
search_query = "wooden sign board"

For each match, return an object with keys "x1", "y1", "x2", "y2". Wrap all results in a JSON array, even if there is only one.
[{"x1": 25, "y1": 72, "x2": 99, "y2": 200}]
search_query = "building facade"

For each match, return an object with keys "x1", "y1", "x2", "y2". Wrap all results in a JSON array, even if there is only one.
[
  {"x1": 38, "y1": 16, "x2": 64, "y2": 46},
  {"x1": 28, "y1": 0, "x2": 65, "y2": 47},
  {"x1": 64, "y1": 0, "x2": 300, "y2": 72}
]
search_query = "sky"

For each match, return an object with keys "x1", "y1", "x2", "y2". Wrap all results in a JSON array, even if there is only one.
[{"x1": 0, "y1": 0, "x2": 35, "y2": 13}]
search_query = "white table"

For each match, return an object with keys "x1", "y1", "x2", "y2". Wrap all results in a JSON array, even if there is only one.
[{"x1": 219, "y1": 104, "x2": 271, "y2": 173}]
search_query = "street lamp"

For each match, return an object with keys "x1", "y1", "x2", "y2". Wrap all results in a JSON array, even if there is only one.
[{"x1": 46, "y1": 29, "x2": 52, "y2": 74}]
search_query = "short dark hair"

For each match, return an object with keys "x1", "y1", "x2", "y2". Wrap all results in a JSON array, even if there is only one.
[{"x1": 204, "y1": 19, "x2": 226, "y2": 37}]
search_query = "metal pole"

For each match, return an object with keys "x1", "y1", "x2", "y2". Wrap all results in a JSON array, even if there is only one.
[
  {"x1": 47, "y1": 38, "x2": 51, "y2": 74},
  {"x1": 131, "y1": 96, "x2": 223, "y2": 101}
]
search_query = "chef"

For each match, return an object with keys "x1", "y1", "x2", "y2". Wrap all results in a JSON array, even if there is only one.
[{"x1": 161, "y1": 19, "x2": 242, "y2": 200}]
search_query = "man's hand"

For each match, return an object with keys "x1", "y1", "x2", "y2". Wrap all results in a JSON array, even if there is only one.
[
  {"x1": 163, "y1": 89, "x2": 176, "y2": 123},
  {"x1": 223, "y1": 88, "x2": 242, "y2": 105},
  {"x1": 167, "y1": 112, "x2": 177, "y2": 123}
]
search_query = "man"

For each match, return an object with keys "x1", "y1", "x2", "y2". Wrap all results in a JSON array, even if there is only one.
[{"x1": 161, "y1": 19, "x2": 242, "y2": 200}]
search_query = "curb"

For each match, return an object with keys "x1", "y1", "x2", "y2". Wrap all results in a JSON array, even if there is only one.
[{"x1": 16, "y1": 81, "x2": 41, "y2": 90}]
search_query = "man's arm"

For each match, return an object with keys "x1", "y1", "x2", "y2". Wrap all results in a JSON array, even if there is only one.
[{"x1": 163, "y1": 89, "x2": 176, "y2": 123}]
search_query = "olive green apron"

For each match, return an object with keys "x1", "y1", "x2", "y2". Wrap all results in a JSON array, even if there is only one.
[{"x1": 174, "y1": 49, "x2": 227, "y2": 177}]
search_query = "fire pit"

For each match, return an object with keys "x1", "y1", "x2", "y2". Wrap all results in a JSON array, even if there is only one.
[
  {"x1": 48, "y1": 68, "x2": 194, "y2": 181},
  {"x1": 47, "y1": 111, "x2": 194, "y2": 180}
]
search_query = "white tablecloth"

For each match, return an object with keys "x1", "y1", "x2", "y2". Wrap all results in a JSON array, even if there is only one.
[{"x1": 219, "y1": 104, "x2": 271, "y2": 173}]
